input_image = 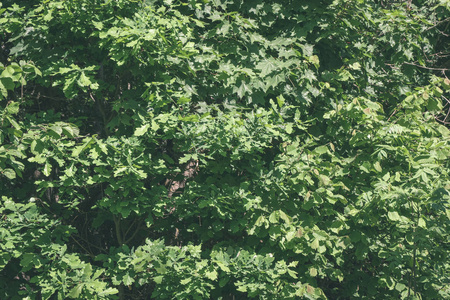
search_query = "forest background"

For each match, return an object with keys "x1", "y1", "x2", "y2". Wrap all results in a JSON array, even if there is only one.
[{"x1": 0, "y1": 0, "x2": 449, "y2": 299}]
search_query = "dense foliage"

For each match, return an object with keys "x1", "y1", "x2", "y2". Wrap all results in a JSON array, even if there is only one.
[{"x1": 1, "y1": 0, "x2": 449, "y2": 299}]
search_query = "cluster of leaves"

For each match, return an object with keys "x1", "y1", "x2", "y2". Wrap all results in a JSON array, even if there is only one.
[{"x1": 0, "y1": 0, "x2": 449, "y2": 299}]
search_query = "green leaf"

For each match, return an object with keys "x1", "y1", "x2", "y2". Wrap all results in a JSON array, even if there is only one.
[
  {"x1": 49, "y1": 125, "x2": 63, "y2": 136},
  {"x1": 443, "y1": 78, "x2": 450, "y2": 89},
  {"x1": 308, "y1": 55, "x2": 320, "y2": 68},
  {"x1": 319, "y1": 174, "x2": 330, "y2": 185},
  {"x1": 373, "y1": 161, "x2": 382, "y2": 172},
  {"x1": 219, "y1": 277, "x2": 229, "y2": 288},
  {"x1": 349, "y1": 62, "x2": 361, "y2": 70},
  {"x1": 265, "y1": 73, "x2": 284, "y2": 90},
  {"x1": 1, "y1": 77, "x2": 15, "y2": 91},
  {"x1": 43, "y1": 162, "x2": 52, "y2": 177},
  {"x1": 92, "y1": 21, "x2": 104, "y2": 30},
  {"x1": 387, "y1": 211, "x2": 400, "y2": 221},
  {"x1": 205, "y1": 270, "x2": 218, "y2": 281},
  {"x1": 314, "y1": 146, "x2": 328, "y2": 155},
  {"x1": 31, "y1": 140, "x2": 43, "y2": 154},
  {"x1": 98, "y1": 288, "x2": 118, "y2": 296},
  {"x1": 237, "y1": 285, "x2": 247, "y2": 292},
  {"x1": 276, "y1": 95, "x2": 285, "y2": 107},
  {"x1": 279, "y1": 210, "x2": 291, "y2": 224},
  {"x1": 236, "y1": 80, "x2": 251, "y2": 98},
  {"x1": 6, "y1": 116, "x2": 20, "y2": 130},
  {"x1": 62, "y1": 125, "x2": 78, "y2": 138},
  {"x1": 217, "y1": 262, "x2": 230, "y2": 273},
  {"x1": 68, "y1": 283, "x2": 84, "y2": 298},
  {"x1": 177, "y1": 96, "x2": 191, "y2": 104},
  {"x1": 20, "y1": 253, "x2": 34, "y2": 268},
  {"x1": 77, "y1": 72, "x2": 92, "y2": 87},
  {"x1": 302, "y1": 69, "x2": 317, "y2": 82},
  {"x1": 72, "y1": 138, "x2": 93, "y2": 157},
  {"x1": 153, "y1": 276, "x2": 163, "y2": 284},
  {"x1": 285, "y1": 123, "x2": 293, "y2": 134},
  {"x1": 269, "y1": 211, "x2": 279, "y2": 223},
  {"x1": 417, "y1": 218, "x2": 426, "y2": 228},
  {"x1": 255, "y1": 215, "x2": 266, "y2": 227},
  {"x1": 301, "y1": 44, "x2": 314, "y2": 56},
  {"x1": 256, "y1": 58, "x2": 277, "y2": 77},
  {"x1": 6, "y1": 101, "x2": 20, "y2": 114},
  {"x1": 0, "y1": 80, "x2": 8, "y2": 98},
  {"x1": 179, "y1": 154, "x2": 195, "y2": 164},
  {"x1": 311, "y1": 239, "x2": 319, "y2": 250},
  {"x1": 2, "y1": 168, "x2": 16, "y2": 179},
  {"x1": 122, "y1": 274, "x2": 135, "y2": 286},
  {"x1": 134, "y1": 124, "x2": 150, "y2": 136}
]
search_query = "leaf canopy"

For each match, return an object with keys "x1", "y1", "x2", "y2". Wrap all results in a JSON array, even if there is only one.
[{"x1": 0, "y1": 0, "x2": 449, "y2": 299}]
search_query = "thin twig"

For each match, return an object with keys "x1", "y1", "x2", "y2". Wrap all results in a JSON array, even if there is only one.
[
  {"x1": 387, "y1": 109, "x2": 398, "y2": 122},
  {"x1": 443, "y1": 95, "x2": 450, "y2": 104},
  {"x1": 425, "y1": 17, "x2": 450, "y2": 31},
  {"x1": 403, "y1": 62, "x2": 449, "y2": 71},
  {"x1": 70, "y1": 235, "x2": 95, "y2": 258},
  {"x1": 124, "y1": 221, "x2": 143, "y2": 245},
  {"x1": 114, "y1": 215, "x2": 123, "y2": 245},
  {"x1": 437, "y1": 96, "x2": 450, "y2": 124},
  {"x1": 124, "y1": 218, "x2": 138, "y2": 238},
  {"x1": 72, "y1": 233, "x2": 107, "y2": 253}
]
